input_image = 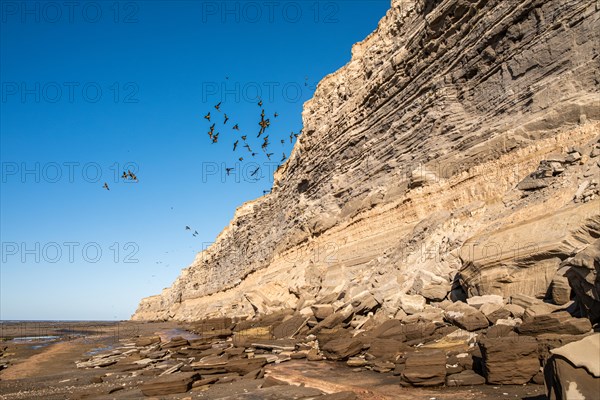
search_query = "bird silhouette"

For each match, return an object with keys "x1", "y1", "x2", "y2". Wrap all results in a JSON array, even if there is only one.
[
  {"x1": 224, "y1": 114, "x2": 229, "y2": 124},
  {"x1": 212, "y1": 133, "x2": 220, "y2": 143},
  {"x1": 250, "y1": 167, "x2": 260, "y2": 177},
  {"x1": 289, "y1": 131, "x2": 294, "y2": 143},
  {"x1": 204, "y1": 112, "x2": 211, "y2": 121},
  {"x1": 241, "y1": 135, "x2": 247, "y2": 141},
  {"x1": 258, "y1": 100, "x2": 263, "y2": 107},
  {"x1": 263, "y1": 190, "x2": 271, "y2": 195},
  {"x1": 121, "y1": 171, "x2": 128, "y2": 179},
  {"x1": 274, "y1": 112, "x2": 279, "y2": 118},
  {"x1": 243, "y1": 143, "x2": 252, "y2": 151},
  {"x1": 239, "y1": 157, "x2": 244, "y2": 162},
  {"x1": 232, "y1": 124, "x2": 240, "y2": 131},
  {"x1": 251, "y1": 152, "x2": 257, "y2": 157},
  {"x1": 281, "y1": 139, "x2": 285, "y2": 145},
  {"x1": 281, "y1": 153, "x2": 287, "y2": 162},
  {"x1": 210, "y1": 123, "x2": 215, "y2": 132},
  {"x1": 259, "y1": 119, "x2": 270, "y2": 129},
  {"x1": 226, "y1": 168, "x2": 234, "y2": 176},
  {"x1": 103, "y1": 182, "x2": 110, "y2": 190},
  {"x1": 233, "y1": 140, "x2": 239, "y2": 151},
  {"x1": 214, "y1": 102, "x2": 221, "y2": 111},
  {"x1": 261, "y1": 109, "x2": 265, "y2": 118},
  {"x1": 266, "y1": 153, "x2": 274, "y2": 160},
  {"x1": 185, "y1": 226, "x2": 191, "y2": 230}
]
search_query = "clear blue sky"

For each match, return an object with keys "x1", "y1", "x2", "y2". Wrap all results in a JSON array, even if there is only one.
[{"x1": 0, "y1": 0, "x2": 390, "y2": 320}]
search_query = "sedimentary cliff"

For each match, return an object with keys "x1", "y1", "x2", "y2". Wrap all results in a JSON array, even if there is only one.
[{"x1": 133, "y1": 0, "x2": 600, "y2": 322}]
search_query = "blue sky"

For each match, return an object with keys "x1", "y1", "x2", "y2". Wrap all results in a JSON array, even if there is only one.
[{"x1": 0, "y1": 0, "x2": 390, "y2": 320}]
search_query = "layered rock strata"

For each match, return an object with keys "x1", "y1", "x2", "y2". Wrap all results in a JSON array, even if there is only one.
[{"x1": 133, "y1": 0, "x2": 600, "y2": 322}]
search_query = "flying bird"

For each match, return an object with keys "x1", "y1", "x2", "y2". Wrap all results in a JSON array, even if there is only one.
[
  {"x1": 224, "y1": 114, "x2": 229, "y2": 124},
  {"x1": 102, "y1": 182, "x2": 110, "y2": 190},
  {"x1": 281, "y1": 153, "x2": 287, "y2": 162},
  {"x1": 233, "y1": 140, "x2": 239, "y2": 151},
  {"x1": 214, "y1": 102, "x2": 221, "y2": 111},
  {"x1": 243, "y1": 143, "x2": 251, "y2": 151},
  {"x1": 185, "y1": 226, "x2": 191, "y2": 230},
  {"x1": 281, "y1": 139, "x2": 285, "y2": 145},
  {"x1": 204, "y1": 112, "x2": 211, "y2": 121},
  {"x1": 241, "y1": 135, "x2": 247, "y2": 141},
  {"x1": 258, "y1": 99, "x2": 263, "y2": 107},
  {"x1": 263, "y1": 190, "x2": 271, "y2": 195},
  {"x1": 121, "y1": 171, "x2": 128, "y2": 179},
  {"x1": 212, "y1": 132, "x2": 220, "y2": 143},
  {"x1": 250, "y1": 167, "x2": 260, "y2": 177},
  {"x1": 239, "y1": 157, "x2": 244, "y2": 162},
  {"x1": 232, "y1": 124, "x2": 240, "y2": 131},
  {"x1": 259, "y1": 119, "x2": 270, "y2": 129},
  {"x1": 266, "y1": 153, "x2": 274, "y2": 160},
  {"x1": 274, "y1": 112, "x2": 279, "y2": 118},
  {"x1": 226, "y1": 168, "x2": 234, "y2": 176}
]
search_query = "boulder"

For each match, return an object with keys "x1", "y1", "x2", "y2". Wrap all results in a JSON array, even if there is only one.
[
  {"x1": 310, "y1": 305, "x2": 354, "y2": 333},
  {"x1": 550, "y1": 270, "x2": 572, "y2": 306},
  {"x1": 367, "y1": 339, "x2": 408, "y2": 361},
  {"x1": 311, "y1": 304, "x2": 334, "y2": 320},
  {"x1": 135, "y1": 336, "x2": 161, "y2": 347},
  {"x1": 321, "y1": 338, "x2": 363, "y2": 361},
  {"x1": 140, "y1": 372, "x2": 200, "y2": 396},
  {"x1": 544, "y1": 334, "x2": 600, "y2": 400},
  {"x1": 479, "y1": 303, "x2": 511, "y2": 324},
  {"x1": 518, "y1": 312, "x2": 592, "y2": 336},
  {"x1": 444, "y1": 302, "x2": 489, "y2": 331},
  {"x1": 479, "y1": 337, "x2": 539, "y2": 384},
  {"x1": 510, "y1": 294, "x2": 542, "y2": 309},
  {"x1": 564, "y1": 240, "x2": 600, "y2": 324},
  {"x1": 446, "y1": 370, "x2": 486, "y2": 386},
  {"x1": 466, "y1": 295, "x2": 504, "y2": 309},
  {"x1": 504, "y1": 304, "x2": 525, "y2": 319},
  {"x1": 399, "y1": 293, "x2": 426, "y2": 315},
  {"x1": 401, "y1": 351, "x2": 446, "y2": 387}
]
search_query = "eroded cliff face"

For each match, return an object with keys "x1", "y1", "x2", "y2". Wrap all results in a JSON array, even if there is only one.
[{"x1": 133, "y1": 0, "x2": 600, "y2": 321}]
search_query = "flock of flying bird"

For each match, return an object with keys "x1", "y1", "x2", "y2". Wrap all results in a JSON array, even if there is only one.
[
  {"x1": 203, "y1": 99, "x2": 301, "y2": 180},
  {"x1": 102, "y1": 170, "x2": 138, "y2": 191}
]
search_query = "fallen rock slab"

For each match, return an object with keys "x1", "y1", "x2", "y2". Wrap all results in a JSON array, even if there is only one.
[
  {"x1": 140, "y1": 372, "x2": 200, "y2": 396},
  {"x1": 479, "y1": 337, "x2": 539, "y2": 384},
  {"x1": 401, "y1": 350, "x2": 446, "y2": 387},
  {"x1": 446, "y1": 370, "x2": 486, "y2": 386},
  {"x1": 518, "y1": 312, "x2": 592, "y2": 335}
]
